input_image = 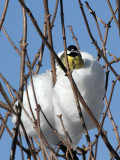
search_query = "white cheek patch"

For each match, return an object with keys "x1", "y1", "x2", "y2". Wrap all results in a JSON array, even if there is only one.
[
  {"x1": 67, "y1": 50, "x2": 80, "y2": 55},
  {"x1": 67, "y1": 50, "x2": 71, "y2": 55}
]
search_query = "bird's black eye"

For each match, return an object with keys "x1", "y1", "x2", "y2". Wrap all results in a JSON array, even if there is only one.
[{"x1": 67, "y1": 45, "x2": 77, "y2": 51}]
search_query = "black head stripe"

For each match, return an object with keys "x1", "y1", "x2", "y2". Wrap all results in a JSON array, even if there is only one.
[{"x1": 67, "y1": 45, "x2": 77, "y2": 51}]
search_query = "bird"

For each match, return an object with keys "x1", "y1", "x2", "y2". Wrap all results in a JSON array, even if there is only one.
[
  {"x1": 12, "y1": 45, "x2": 105, "y2": 150},
  {"x1": 53, "y1": 45, "x2": 105, "y2": 148}
]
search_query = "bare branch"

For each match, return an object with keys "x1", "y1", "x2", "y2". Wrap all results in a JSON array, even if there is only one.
[
  {"x1": 0, "y1": 101, "x2": 13, "y2": 112},
  {"x1": 10, "y1": 3, "x2": 27, "y2": 159},
  {"x1": 68, "y1": 26, "x2": 80, "y2": 50},
  {"x1": 0, "y1": 83, "x2": 15, "y2": 114},
  {"x1": 106, "y1": 0, "x2": 118, "y2": 28},
  {"x1": 0, "y1": 0, "x2": 9, "y2": 30},
  {"x1": 51, "y1": 0, "x2": 59, "y2": 27},
  {"x1": 0, "y1": 113, "x2": 13, "y2": 138},
  {"x1": 117, "y1": 0, "x2": 120, "y2": 36},
  {"x1": 2, "y1": 27, "x2": 21, "y2": 55},
  {"x1": 43, "y1": 0, "x2": 56, "y2": 86},
  {"x1": 0, "y1": 112, "x2": 10, "y2": 138}
]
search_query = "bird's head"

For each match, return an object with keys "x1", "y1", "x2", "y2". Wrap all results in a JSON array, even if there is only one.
[{"x1": 60, "y1": 45, "x2": 84, "y2": 70}]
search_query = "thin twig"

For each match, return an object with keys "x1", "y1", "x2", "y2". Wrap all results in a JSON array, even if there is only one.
[
  {"x1": 2, "y1": 27, "x2": 21, "y2": 56},
  {"x1": 94, "y1": 137, "x2": 98, "y2": 160},
  {"x1": 85, "y1": 1, "x2": 106, "y2": 52},
  {"x1": 95, "y1": 76, "x2": 117, "y2": 141},
  {"x1": 102, "y1": 7, "x2": 117, "y2": 53},
  {"x1": 18, "y1": 133, "x2": 24, "y2": 160},
  {"x1": 34, "y1": 20, "x2": 47, "y2": 75},
  {"x1": 0, "y1": 111, "x2": 10, "y2": 138},
  {"x1": 88, "y1": 143, "x2": 93, "y2": 160},
  {"x1": 0, "y1": 0, "x2": 9, "y2": 30},
  {"x1": 0, "y1": 113, "x2": 13, "y2": 138},
  {"x1": 0, "y1": 83, "x2": 15, "y2": 114},
  {"x1": 117, "y1": 0, "x2": 120, "y2": 36},
  {"x1": 68, "y1": 26, "x2": 80, "y2": 50},
  {"x1": 0, "y1": 74, "x2": 15, "y2": 101},
  {"x1": 0, "y1": 101, "x2": 13, "y2": 113},
  {"x1": 57, "y1": 115, "x2": 74, "y2": 159},
  {"x1": 106, "y1": 0, "x2": 118, "y2": 27},
  {"x1": 24, "y1": 79, "x2": 36, "y2": 122},
  {"x1": 51, "y1": 0, "x2": 59, "y2": 27},
  {"x1": 10, "y1": 3, "x2": 27, "y2": 159},
  {"x1": 29, "y1": 72, "x2": 47, "y2": 159},
  {"x1": 20, "y1": 120, "x2": 37, "y2": 160},
  {"x1": 103, "y1": 57, "x2": 120, "y2": 68},
  {"x1": 2, "y1": 27, "x2": 30, "y2": 68},
  {"x1": 43, "y1": 0, "x2": 56, "y2": 86}
]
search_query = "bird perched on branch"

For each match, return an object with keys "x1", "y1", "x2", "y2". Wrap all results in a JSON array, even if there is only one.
[
  {"x1": 12, "y1": 45, "x2": 105, "y2": 150},
  {"x1": 53, "y1": 45, "x2": 105, "y2": 148}
]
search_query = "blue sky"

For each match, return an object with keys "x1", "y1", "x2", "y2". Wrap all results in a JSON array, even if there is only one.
[{"x1": 0, "y1": 0, "x2": 120, "y2": 159}]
